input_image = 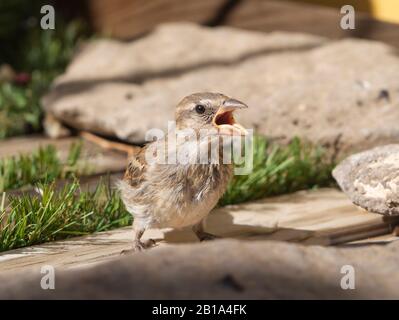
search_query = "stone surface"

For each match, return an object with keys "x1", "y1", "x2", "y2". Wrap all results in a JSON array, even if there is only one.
[
  {"x1": 43, "y1": 23, "x2": 324, "y2": 142},
  {"x1": 0, "y1": 239, "x2": 398, "y2": 299},
  {"x1": 333, "y1": 144, "x2": 399, "y2": 216},
  {"x1": 1, "y1": 188, "x2": 398, "y2": 281},
  {"x1": 43, "y1": 23, "x2": 399, "y2": 155}
]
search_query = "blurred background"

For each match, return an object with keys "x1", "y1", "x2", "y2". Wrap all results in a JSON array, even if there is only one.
[{"x1": 1, "y1": 0, "x2": 399, "y2": 139}]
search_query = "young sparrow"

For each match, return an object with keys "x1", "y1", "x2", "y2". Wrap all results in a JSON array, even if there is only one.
[{"x1": 118, "y1": 92, "x2": 248, "y2": 252}]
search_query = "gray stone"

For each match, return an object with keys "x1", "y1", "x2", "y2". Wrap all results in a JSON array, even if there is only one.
[
  {"x1": 0, "y1": 239, "x2": 398, "y2": 299},
  {"x1": 333, "y1": 144, "x2": 399, "y2": 215},
  {"x1": 43, "y1": 23, "x2": 399, "y2": 155}
]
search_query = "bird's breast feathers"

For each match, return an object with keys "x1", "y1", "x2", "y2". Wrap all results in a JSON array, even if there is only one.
[{"x1": 119, "y1": 161, "x2": 232, "y2": 229}]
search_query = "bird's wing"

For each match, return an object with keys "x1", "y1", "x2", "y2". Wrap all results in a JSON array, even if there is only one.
[{"x1": 123, "y1": 147, "x2": 147, "y2": 187}]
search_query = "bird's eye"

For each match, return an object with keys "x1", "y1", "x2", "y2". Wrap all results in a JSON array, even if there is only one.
[{"x1": 195, "y1": 104, "x2": 206, "y2": 114}]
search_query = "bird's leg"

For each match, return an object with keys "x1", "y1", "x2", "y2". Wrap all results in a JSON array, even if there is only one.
[
  {"x1": 121, "y1": 221, "x2": 155, "y2": 254},
  {"x1": 192, "y1": 220, "x2": 220, "y2": 241}
]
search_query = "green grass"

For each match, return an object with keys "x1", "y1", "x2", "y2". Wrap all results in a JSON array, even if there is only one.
[
  {"x1": 0, "y1": 141, "x2": 84, "y2": 192},
  {"x1": 0, "y1": 180, "x2": 131, "y2": 252},
  {"x1": 0, "y1": 136, "x2": 336, "y2": 252},
  {"x1": 220, "y1": 136, "x2": 336, "y2": 206}
]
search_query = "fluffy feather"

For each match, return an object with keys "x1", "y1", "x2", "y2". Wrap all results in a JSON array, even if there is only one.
[{"x1": 118, "y1": 92, "x2": 247, "y2": 252}]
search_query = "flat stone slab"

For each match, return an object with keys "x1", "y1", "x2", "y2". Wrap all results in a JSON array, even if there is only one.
[
  {"x1": 0, "y1": 238, "x2": 398, "y2": 299},
  {"x1": 1, "y1": 188, "x2": 398, "y2": 275},
  {"x1": 333, "y1": 144, "x2": 399, "y2": 216},
  {"x1": 44, "y1": 23, "x2": 399, "y2": 155}
]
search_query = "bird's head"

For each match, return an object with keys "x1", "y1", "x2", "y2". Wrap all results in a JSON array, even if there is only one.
[{"x1": 175, "y1": 92, "x2": 248, "y2": 136}]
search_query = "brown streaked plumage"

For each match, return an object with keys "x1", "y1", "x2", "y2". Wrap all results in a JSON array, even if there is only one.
[{"x1": 118, "y1": 92, "x2": 248, "y2": 252}]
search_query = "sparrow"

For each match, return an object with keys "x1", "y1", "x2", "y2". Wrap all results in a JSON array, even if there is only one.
[{"x1": 118, "y1": 92, "x2": 248, "y2": 252}]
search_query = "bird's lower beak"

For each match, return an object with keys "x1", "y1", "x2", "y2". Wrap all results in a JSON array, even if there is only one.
[{"x1": 212, "y1": 98, "x2": 248, "y2": 136}]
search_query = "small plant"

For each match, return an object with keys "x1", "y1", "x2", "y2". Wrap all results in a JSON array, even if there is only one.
[
  {"x1": 0, "y1": 141, "x2": 84, "y2": 192},
  {"x1": 220, "y1": 136, "x2": 336, "y2": 206},
  {"x1": 0, "y1": 179, "x2": 131, "y2": 252},
  {"x1": 0, "y1": 18, "x2": 86, "y2": 138},
  {"x1": 0, "y1": 82, "x2": 42, "y2": 138}
]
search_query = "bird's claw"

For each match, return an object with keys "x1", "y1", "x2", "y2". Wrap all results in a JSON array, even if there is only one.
[
  {"x1": 120, "y1": 238, "x2": 156, "y2": 255},
  {"x1": 120, "y1": 248, "x2": 136, "y2": 255}
]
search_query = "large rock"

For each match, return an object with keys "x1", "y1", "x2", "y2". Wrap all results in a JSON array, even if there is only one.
[
  {"x1": 43, "y1": 23, "x2": 399, "y2": 155},
  {"x1": 0, "y1": 239, "x2": 398, "y2": 299},
  {"x1": 333, "y1": 145, "x2": 399, "y2": 216}
]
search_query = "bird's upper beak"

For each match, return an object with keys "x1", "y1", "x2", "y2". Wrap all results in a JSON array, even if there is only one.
[{"x1": 212, "y1": 98, "x2": 248, "y2": 136}]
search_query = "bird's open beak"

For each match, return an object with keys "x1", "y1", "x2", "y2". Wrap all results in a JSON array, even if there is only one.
[{"x1": 212, "y1": 98, "x2": 248, "y2": 136}]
